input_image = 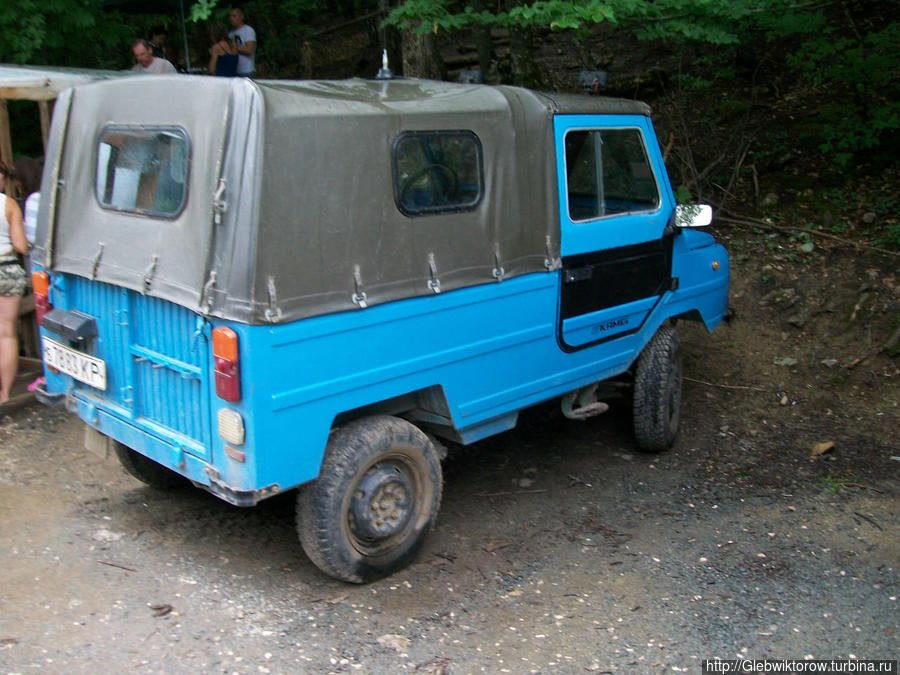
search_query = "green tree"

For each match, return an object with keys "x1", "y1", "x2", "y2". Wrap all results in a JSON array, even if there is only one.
[
  {"x1": 0, "y1": 0, "x2": 134, "y2": 68},
  {"x1": 385, "y1": 0, "x2": 900, "y2": 164}
]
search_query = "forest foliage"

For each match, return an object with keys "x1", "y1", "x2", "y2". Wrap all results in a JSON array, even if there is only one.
[
  {"x1": 1, "y1": 0, "x2": 897, "y2": 240},
  {"x1": 2, "y1": 0, "x2": 896, "y2": 170}
]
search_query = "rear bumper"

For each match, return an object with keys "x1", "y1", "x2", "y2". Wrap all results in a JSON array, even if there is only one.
[
  {"x1": 65, "y1": 392, "x2": 276, "y2": 506},
  {"x1": 34, "y1": 384, "x2": 66, "y2": 407}
]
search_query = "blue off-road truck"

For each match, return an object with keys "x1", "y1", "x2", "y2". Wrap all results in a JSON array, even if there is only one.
[{"x1": 32, "y1": 75, "x2": 728, "y2": 582}]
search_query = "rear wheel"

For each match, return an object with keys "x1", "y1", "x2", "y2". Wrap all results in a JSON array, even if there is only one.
[
  {"x1": 296, "y1": 415, "x2": 442, "y2": 583},
  {"x1": 113, "y1": 440, "x2": 186, "y2": 489},
  {"x1": 633, "y1": 325, "x2": 682, "y2": 452}
]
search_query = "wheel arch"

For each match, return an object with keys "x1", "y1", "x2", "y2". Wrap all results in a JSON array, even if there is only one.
[{"x1": 331, "y1": 384, "x2": 454, "y2": 438}]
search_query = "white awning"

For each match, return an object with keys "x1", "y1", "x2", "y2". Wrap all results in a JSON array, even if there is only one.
[{"x1": 0, "y1": 64, "x2": 129, "y2": 101}]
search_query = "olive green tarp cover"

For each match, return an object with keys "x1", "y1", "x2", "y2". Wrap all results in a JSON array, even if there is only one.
[{"x1": 33, "y1": 75, "x2": 650, "y2": 324}]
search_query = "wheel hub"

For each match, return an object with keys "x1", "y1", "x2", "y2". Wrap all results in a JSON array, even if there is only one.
[{"x1": 349, "y1": 461, "x2": 413, "y2": 541}]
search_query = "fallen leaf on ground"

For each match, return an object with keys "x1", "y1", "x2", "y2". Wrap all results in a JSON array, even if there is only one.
[
  {"x1": 92, "y1": 529, "x2": 124, "y2": 542},
  {"x1": 483, "y1": 540, "x2": 512, "y2": 552},
  {"x1": 811, "y1": 441, "x2": 835, "y2": 457},
  {"x1": 377, "y1": 634, "x2": 410, "y2": 652}
]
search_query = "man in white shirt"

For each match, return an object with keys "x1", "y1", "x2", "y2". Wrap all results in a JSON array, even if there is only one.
[
  {"x1": 228, "y1": 6, "x2": 257, "y2": 77},
  {"x1": 131, "y1": 39, "x2": 177, "y2": 74}
]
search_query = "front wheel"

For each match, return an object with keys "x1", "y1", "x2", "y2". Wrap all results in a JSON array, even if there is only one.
[
  {"x1": 296, "y1": 416, "x2": 443, "y2": 583},
  {"x1": 633, "y1": 325, "x2": 683, "y2": 452}
]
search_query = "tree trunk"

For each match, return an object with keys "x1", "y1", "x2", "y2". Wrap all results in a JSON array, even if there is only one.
[
  {"x1": 0, "y1": 99, "x2": 12, "y2": 169},
  {"x1": 470, "y1": 0, "x2": 498, "y2": 82},
  {"x1": 508, "y1": 26, "x2": 545, "y2": 88},
  {"x1": 300, "y1": 41, "x2": 313, "y2": 79},
  {"x1": 504, "y1": 0, "x2": 545, "y2": 88},
  {"x1": 401, "y1": 30, "x2": 445, "y2": 80}
]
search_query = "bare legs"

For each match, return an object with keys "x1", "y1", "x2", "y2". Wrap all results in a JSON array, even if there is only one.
[{"x1": 0, "y1": 295, "x2": 20, "y2": 403}]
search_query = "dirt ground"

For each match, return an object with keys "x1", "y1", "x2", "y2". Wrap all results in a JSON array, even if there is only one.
[{"x1": 1, "y1": 234, "x2": 897, "y2": 674}]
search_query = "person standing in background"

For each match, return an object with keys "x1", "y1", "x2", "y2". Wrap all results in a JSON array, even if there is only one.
[
  {"x1": 228, "y1": 6, "x2": 257, "y2": 77},
  {"x1": 131, "y1": 39, "x2": 177, "y2": 74},
  {"x1": 0, "y1": 163, "x2": 28, "y2": 405},
  {"x1": 148, "y1": 26, "x2": 168, "y2": 59},
  {"x1": 209, "y1": 25, "x2": 239, "y2": 76}
]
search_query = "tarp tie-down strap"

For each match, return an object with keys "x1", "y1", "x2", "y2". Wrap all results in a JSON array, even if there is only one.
[{"x1": 202, "y1": 270, "x2": 218, "y2": 314}]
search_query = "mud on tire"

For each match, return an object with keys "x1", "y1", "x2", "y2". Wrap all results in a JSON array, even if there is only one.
[
  {"x1": 296, "y1": 415, "x2": 442, "y2": 584},
  {"x1": 633, "y1": 325, "x2": 683, "y2": 452}
]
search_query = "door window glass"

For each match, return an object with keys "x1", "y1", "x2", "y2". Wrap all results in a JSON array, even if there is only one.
[
  {"x1": 564, "y1": 128, "x2": 659, "y2": 222},
  {"x1": 393, "y1": 131, "x2": 483, "y2": 215},
  {"x1": 95, "y1": 126, "x2": 189, "y2": 217}
]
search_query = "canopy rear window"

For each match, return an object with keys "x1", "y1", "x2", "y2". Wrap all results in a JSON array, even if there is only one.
[
  {"x1": 95, "y1": 126, "x2": 190, "y2": 218},
  {"x1": 393, "y1": 130, "x2": 483, "y2": 216},
  {"x1": 564, "y1": 128, "x2": 659, "y2": 222}
]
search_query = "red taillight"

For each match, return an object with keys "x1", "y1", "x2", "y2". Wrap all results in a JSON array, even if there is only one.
[
  {"x1": 32, "y1": 271, "x2": 52, "y2": 325},
  {"x1": 212, "y1": 326, "x2": 241, "y2": 402}
]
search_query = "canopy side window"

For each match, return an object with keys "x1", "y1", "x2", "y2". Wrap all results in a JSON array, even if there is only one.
[
  {"x1": 564, "y1": 128, "x2": 659, "y2": 222},
  {"x1": 392, "y1": 130, "x2": 483, "y2": 216},
  {"x1": 95, "y1": 126, "x2": 190, "y2": 218}
]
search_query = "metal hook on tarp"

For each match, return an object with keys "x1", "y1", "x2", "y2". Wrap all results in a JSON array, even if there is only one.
[
  {"x1": 352, "y1": 265, "x2": 368, "y2": 308},
  {"x1": 427, "y1": 253, "x2": 441, "y2": 293},
  {"x1": 264, "y1": 276, "x2": 282, "y2": 322},
  {"x1": 91, "y1": 242, "x2": 105, "y2": 279},
  {"x1": 544, "y1": 235, "x2": 560, "y2": 270},
  {"x1": 492, "y1": 243, "x2": 504, "y2": 280},
  {"x1": 142, "y1": 254, "x2": 159, "y2": 293}
]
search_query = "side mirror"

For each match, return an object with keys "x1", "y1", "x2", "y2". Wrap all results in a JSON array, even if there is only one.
[{"x1": 673, "y1": 203, "x2": 713, "y2": 229}]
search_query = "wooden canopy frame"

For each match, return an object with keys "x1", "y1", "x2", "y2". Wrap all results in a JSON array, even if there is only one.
[{"x1": 0, "y1": 65, "x2": 127, "y2": 166}]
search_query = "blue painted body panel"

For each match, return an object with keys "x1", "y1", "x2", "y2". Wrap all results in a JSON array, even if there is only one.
[
  {"x1": 41, "y1": 257, "x2": 727, "y2": 497},
  {"x1": 37, "y1": 112, "x2": 729, "y2": 504}
]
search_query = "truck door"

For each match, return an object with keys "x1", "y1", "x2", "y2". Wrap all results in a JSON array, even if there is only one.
[{"x1": 554, "y1": 115, "x2": 675, "y2": 351}]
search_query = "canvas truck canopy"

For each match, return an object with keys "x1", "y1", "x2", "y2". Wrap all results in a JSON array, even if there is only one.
[
  {"x1": 34, "y1": 76, "x2": 652, "y2": 324},
  {"x1": 34, "y1": 75, "x2": 251, "y2": 313}
]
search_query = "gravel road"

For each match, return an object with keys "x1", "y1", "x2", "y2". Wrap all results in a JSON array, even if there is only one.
[
  {"x1": 3, "y1": 248, "x2": 899, "y2": 674},
  {"x1": 1, "y1": 361, "x2": 896, "y2": 675}
]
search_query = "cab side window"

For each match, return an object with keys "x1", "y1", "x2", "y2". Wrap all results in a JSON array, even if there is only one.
[
  {"x1": 564, "y1": 128, "x2": 659, "y2": 222},
  {"x1": 95, "y1": 126, "x2": 190, "y2": 218},
  {"x1": 393, "y1": 131, "x2": 483, "y2": 215}
]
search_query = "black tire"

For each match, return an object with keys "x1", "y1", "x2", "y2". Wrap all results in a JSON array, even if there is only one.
[
  {"x1": 633, "y1": 325, "x2": 682, "y2": 452},
  {"x1": 296, "y1": 416, "x2": 443, "y2": 583},
  {"x1": 113, "y1": 440, "x2": 187, "y2": 489}
]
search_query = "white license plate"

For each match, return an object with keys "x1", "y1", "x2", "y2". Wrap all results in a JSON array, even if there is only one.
[{"x1": 42, "y1": 336, "x2": 107, "y2": 390}]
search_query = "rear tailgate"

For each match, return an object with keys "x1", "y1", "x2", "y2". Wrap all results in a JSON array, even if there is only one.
[
  {"x1": 35, "y1": 75, "x2": 241, "y2": 461},
  {"x1": 42, "y1": 276, "x2": 212, "y2": 458}
]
